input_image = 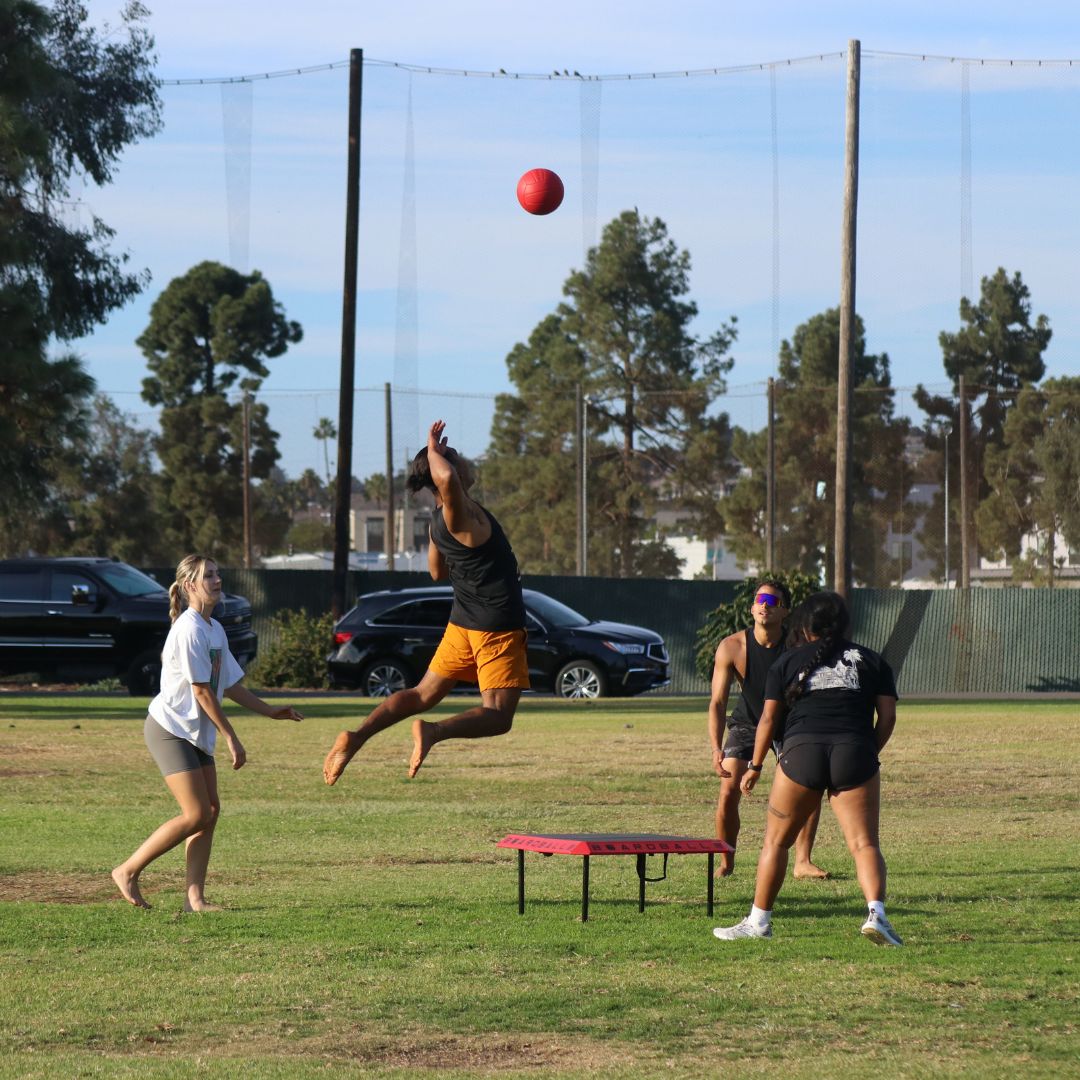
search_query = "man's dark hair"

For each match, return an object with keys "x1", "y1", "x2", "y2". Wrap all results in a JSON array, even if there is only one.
[
  {"x1": 754, "y1": 577, "x2": 791, "y2": 608},
  {"x1": 406, "y1": 447, "x2": 436, "y2": 494}
]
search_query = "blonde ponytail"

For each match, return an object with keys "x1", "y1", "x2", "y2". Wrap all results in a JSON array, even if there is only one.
[{"x1": 170, "y1": 554, "x2": 212, "y2": 623}]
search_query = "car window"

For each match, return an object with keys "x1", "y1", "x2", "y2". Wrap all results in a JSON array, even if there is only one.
[
  {"x1": 49, "y1": 571, "x2": 96, "y2": 603},
  {"x1": 0, "y1": 569, "x2": 45, "y2": 601},
  {"x1": 94, "y1": 562, "x2": 166, "y2": 597},
  {"x1": 370, "y1": 598, "x2": 452, "y2": 628},
  {"x1": 523, "y1": 592, "x2": 591, "y2": 628}
]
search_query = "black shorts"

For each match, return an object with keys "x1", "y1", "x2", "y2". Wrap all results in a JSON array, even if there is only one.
[{"x1": 778, "y1": 741, "x2": 879, "y2": 793}]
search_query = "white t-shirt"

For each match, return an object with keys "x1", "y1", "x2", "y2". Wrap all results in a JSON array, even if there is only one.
[{"x1": 148, "y1": 607, "x2": 246, "y2": 755}]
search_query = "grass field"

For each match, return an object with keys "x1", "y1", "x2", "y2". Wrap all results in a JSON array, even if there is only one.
[{"x1": 0, "y1": 695, "x2": 1076, "y2": 1079}]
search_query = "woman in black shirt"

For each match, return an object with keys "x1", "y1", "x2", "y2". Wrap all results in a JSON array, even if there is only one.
[{"x1": 712, "y1": 591, "x2": 902, "y2": 946}]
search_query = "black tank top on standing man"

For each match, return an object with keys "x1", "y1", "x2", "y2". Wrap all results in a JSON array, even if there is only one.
[
  {"x1": 429, "y1": 504, "x2": 527, "y2": 632},
  {"x1": 731, "y1": 628, "x2": 785, "y2": 726}
]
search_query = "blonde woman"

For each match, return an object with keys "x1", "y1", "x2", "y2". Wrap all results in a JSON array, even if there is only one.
[{"x1": 112, "y1": 555, "x2": 303, "y2": 911}]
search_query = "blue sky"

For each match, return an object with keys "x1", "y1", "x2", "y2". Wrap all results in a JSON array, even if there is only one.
[{"x1": 74, "y1": 1, "x2": 1080, "y2": 481}]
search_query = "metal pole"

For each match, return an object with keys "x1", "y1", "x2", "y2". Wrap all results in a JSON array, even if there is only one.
[
  {"x1": 582, "y1": 395, "x2": 589, "y2": 577},
  {"x1": 958, "y1": 374, "x2": 971, "y2": 589},
  {"x1": 943, "y1": 426, "x2": 950, "y2": 587},
  {"x1": 385, "y1": 381, "x2": 395, "y2": 571},
  {"x1": 333, "y1": 47, "x2": 363, "y2": 619},
  {"x1": 242, "y1": 392, "x2": 253, "y2": 569},
  {"x1": 834, "y1": 39, "x2": 860, "y2": 598},
  {"x1": 576, "y1": 383, "x2": 584, "y2": 576},
  {"x1": 766, "y1": 377, "x2": 776, "y2": 572}
]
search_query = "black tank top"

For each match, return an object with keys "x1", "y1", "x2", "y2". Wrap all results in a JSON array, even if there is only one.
[
  {"x1": 731, "y1": 628, "x2": 785, "y2": 725},
  {"x1": 429, "y1": 504, "x2": 526, "y2": 631}
]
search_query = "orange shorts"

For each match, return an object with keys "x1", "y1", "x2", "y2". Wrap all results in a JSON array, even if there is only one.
[{"x1": 429, "y1": 623, "x2": 530, "y2": 690}]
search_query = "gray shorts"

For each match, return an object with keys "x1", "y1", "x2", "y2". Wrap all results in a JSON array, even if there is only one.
[
  {"x1": 723, "y1": 717, "x2": 781, "y2": 763},
  {"x1": 144, "y1": 714, "x2": 214, "y2": 776}
]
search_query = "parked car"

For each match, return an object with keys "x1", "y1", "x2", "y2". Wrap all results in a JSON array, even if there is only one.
[
  {"x1": 327, "y1": 586, "x2": 669, "y2": 699},
  {"x1": 0, "y1": 557, "x2": 258, "y2": 695}
]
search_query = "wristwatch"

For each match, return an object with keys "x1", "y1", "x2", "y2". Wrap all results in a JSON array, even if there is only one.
[{"x1": 747, "y1": 762, "x2": 763, "y2": 771}]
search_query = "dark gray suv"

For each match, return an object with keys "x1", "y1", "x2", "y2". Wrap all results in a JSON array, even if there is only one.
[{"x1": 0, "y1": 557, "x2": 257, "y2": 695}]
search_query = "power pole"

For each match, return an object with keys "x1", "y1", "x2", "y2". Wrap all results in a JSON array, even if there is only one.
[
  {"x1": 765, "y1": 377, "x2": 776, "y2": 572},
  {"x1": 242, "y1": 391, "x2": 253, "y2": 569},
  {"x1": 834, "y1": 38, "x2": 860, "y2": 599},
  {"x1": 333, "y1": 48, "x2": 363, "y2": 618},
  {"x1": 384, "y1": 381, "x2": 395, "y2": 571},
  {"x1": 576, "y1": 384, "x2": 584, "y2": 576}
]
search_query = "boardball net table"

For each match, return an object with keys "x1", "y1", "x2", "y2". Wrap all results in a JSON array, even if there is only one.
[{"x1": 497, "y1": 833, "x2": 734, "y2": 921}]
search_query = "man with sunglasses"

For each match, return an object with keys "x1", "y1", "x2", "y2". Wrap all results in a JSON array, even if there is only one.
[{"x1": 707, "y1": 579, "x2": 827, "y2": 879}]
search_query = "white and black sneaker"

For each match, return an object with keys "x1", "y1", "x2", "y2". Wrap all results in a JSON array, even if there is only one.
[
  {"x1": 861, "y1": 910, "x2": 903, "y2": 946},
  {"x1": 712, "y1": 917, "x2": 772, "y2": 941}
]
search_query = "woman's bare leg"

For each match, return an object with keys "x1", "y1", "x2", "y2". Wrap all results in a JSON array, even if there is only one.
[
  {"x1": 829, "y1": 773, "x2": 885, "y2": 903},
  {"x1": 112, "y1": 768, "x2": 216, "y2": 908},
  {"x1": 752, "y1": 768, "x2": 823, "y2": 911},
  {"x1": 183, "y1": 763, "x2": 221, "y2": 912}
]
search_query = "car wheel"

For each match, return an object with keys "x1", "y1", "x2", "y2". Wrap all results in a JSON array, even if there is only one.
[
  {"x1": 360, "y1": 658, "x2": 412, "y2": 697},
  {"x1": 125, "y1": 649, "x2": 162, "y2": 697},
  {"x1": 555, "y1": 660, "x2": 607, "y2": 700}
]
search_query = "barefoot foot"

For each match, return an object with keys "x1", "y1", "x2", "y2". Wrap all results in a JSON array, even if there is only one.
[
  {"x1": 408, "y1": 718, "x2": 437, "y2": 779},
  {"x1": 323, "y1": 730, "x2": 364, "y2": 785},
  {"x1": 111, "y1": 866, "x2": 151, "y2": 909},
  {"x1": 184, "y1": 898, "x2": 225, "y2": 913},
  {"x1": 794, "y1": 862, "x2": 830, "y2": 881}
]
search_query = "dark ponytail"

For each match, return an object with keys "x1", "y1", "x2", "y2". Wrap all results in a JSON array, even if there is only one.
[{"x1": 784, "y1": 591, "x2": 850, "y2": 707}]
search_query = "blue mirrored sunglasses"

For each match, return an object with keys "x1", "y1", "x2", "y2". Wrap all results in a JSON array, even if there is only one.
[{"x1": 755, "y1": 592, "x2": 782, "y2": 607}]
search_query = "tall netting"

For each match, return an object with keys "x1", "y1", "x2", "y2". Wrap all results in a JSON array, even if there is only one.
[{"x1": 104, "y1": 50, "x2": 1080, "y2": 583}]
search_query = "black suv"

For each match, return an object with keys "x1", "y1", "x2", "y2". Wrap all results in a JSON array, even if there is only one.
[
  {"x1": 327, "y1": 586, "x2": 669, "y2": 699},
  {"x1": 0, "y1": 558, "x2": 258, "y2": 695}
]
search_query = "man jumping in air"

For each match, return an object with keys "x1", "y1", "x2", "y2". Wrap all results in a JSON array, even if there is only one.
[
  {"x1": 708, "y1": 579, "x2": 828, "y2": 879},
  {"x1": 322, "y1": 419, "x2": 529, "y2": 784}
]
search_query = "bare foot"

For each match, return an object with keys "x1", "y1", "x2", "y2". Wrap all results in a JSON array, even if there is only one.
[
  {"x1": 111, "y1": 865, "x2": 150, "y2": 909},
  {"x1": 323, "y1": 730, "x2": 364, "y2": 785},
  {"x1": 184, "y1": 898, "x2": 225, "y2": 913},
  {"x1": 794, "y1": 862, "x2": 830, "y2": 881},
  {"x1": 408, "y1": 718, "x2": 437, "y2": 778}
]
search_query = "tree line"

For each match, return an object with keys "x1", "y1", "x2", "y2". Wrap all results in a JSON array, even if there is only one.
[{"x1": 3, "y1": 2, "x2": 1077, "y2": 584}]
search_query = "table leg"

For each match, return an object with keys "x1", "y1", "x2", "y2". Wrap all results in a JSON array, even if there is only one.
[
  {"x1": 707, "y1": 853, "x2": 715, "y2": 915},
  {"x1": 517, "y1": 848, "x2": 525, "y2": 914},
  {"x1": 637, "y1": 852, "x2": 646, "y2": 912},
  {"x1": 582, "y1": 855, "x2": 590, "y2": 922}
]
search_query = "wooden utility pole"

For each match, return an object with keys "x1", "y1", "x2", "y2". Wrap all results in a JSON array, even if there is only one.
[
  {"x1": 765, "y1": 377, "x2": 776, "y2": 572},
  {"x1": 384, "y1": 382, "x2": 395, "y2": 571},
  {"x1": 833, "y1": 39, "x2": 861, "y2": 599},
  {"x1": 332, "y1": 48, "x2": 363, "y2": 618},
  {"x1": 958, "y1": 374, "x2": 971, "y2": 588}
]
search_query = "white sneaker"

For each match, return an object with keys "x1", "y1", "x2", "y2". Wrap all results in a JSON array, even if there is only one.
[
  {"x1": 861, "y1": 910, "x2": 903, "y2": 946},
  {"x1": 712, "y1": 917, "x2": 772, "y2": 941}
]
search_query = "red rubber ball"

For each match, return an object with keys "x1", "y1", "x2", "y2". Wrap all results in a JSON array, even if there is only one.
[{"x1": 516, "y1": 168, "x2": 564, "y2": 215}]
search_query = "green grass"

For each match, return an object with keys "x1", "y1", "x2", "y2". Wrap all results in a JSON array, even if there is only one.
[{"x1": 0, "y1": 696, "x2": 1076, "y2": 1078}]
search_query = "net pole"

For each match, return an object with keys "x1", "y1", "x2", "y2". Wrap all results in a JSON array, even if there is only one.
[{"x1": 333, "y1": 48, "x2": 363, "y2": 618}]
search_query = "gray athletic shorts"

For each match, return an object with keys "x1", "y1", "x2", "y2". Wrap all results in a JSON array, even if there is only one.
[
  {"x1": 723, "y1": 717, "x2": 781, "y2": 764},
  {"x1": 144, "y1": 714, "x2": 214, "y2": 776}
]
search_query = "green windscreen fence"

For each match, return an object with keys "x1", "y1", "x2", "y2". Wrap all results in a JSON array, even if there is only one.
[{"x1": 148, "y1": 568, "x2": 1078, "y2": 696}]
